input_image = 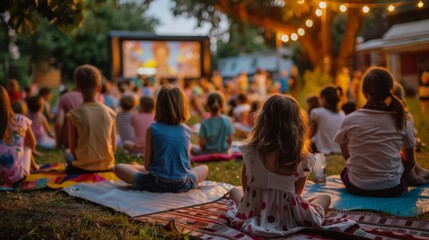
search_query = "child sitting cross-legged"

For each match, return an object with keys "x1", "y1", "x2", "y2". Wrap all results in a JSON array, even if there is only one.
[
  {"x1": 191, "y1": 91, "x2": 234, "y2": 155},
  {"x1": 64, "y1": 65, "x2": 117, "y2": 174},
  {"x1": 226, "y1": 94, "x2": 356, "y2": 237},
  {"x1": 123, "y1": 96, "x2": 155, "y2": 156},
  {"x1": 0, "y1": 86, "x2": 39, "y2": 184},
  {"x1": 115, "y1": 85, "x2": 209, "y2": 192},
  {"x1": 26, "y1": 95, "x2": 56, "y2": 149},
  {"x1": 334, "y1": 67, "x2": 429, "y2": 197}
]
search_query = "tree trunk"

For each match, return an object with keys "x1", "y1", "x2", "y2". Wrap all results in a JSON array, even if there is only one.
[{"x1": 335, "y1": 8, "x2": 364, "y2": 74}]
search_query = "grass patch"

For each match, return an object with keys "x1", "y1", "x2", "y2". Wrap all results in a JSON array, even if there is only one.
[{"x1": 1, "y1": 97, "x2": 428, "y2": 239}]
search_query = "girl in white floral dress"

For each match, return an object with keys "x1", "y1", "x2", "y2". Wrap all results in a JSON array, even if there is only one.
[{"x1": 226, "y1": 94, "x2": 355, "y2": 238}]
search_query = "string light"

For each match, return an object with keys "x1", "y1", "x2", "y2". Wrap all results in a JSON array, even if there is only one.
[
  {"x1": 315, "y1": 8, "x2": 323, "y2": 16},
  {"x1": 339, "y1": 4, "x2": 347, "y2": 12},
  {"x1": 297, "y1": 28, "x2": 305, "y2": 36},
  {"x1": 281, "y1": 34, "x2": 289, "y2": 42},
  {"x1": 306, "y1": 19, "x2": 313, "y2": 27},
  {"x1": 417, "y1": 1, "x2": 424, "y2": 8},
  {"x1": 319, "y1": 1, "x2": 327, "y2": 9},
  {"x1": 291, "y1": 33, "x2": 298, "y2": 41},
  {"x1": 388, "y1": 4, "x2": 395, "y2": 12},
  {"x1": 362, "y1": 5, "x2": 370, "y2": 13}
]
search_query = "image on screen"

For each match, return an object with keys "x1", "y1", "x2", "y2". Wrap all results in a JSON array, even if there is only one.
[{"x1": 122, "y1": 40, "x2": 201, "y2": 78}]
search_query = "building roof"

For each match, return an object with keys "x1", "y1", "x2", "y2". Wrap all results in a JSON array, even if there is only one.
[{"x1": 356, "y1": 19, "x2": 429, "y2": 53}]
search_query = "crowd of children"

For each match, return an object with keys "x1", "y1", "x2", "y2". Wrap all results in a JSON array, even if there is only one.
[{"x1": 1, "y1": 64, "x2": 428, "y2": 237}]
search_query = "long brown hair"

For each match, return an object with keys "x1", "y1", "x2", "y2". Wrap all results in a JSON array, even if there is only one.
[
  {"x1": 248, "y1": 94, "x2": 311, "y2": 171},
  {"x1": 362, "y1": 67, "x2": 407, "y2": 130},
  {"x1": 0, "y1": 86, "x2": 15, "y2": 140},
  {"x1": 155, "y1": 84, "x2": 190, "y2": 124}
]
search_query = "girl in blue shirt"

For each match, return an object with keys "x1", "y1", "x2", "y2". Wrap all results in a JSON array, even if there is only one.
[
  {"x1": 192, "y1": 91, "x2": 234, "y2": 155},
  {"x1": 114, "y1": 85, "x2": 209, "y2": 192}
]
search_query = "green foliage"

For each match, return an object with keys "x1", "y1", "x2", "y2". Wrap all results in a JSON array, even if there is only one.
[
  {"x1": 216, "y1": 23, "x2": 273, "y2": 58},
  {"x1": 0, "y1": 0, "x2": 84, "y2": 34},
  {"x1": 59, "y1": 0, "x2": 158, "y2": 80},
  {"x1": 299, "y1": 68, "x2": 333, "y2": 105}
]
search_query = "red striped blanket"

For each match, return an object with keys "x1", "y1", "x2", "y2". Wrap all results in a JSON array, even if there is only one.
[{"x1": 134, "y1": 198, "x2": 429, "y2": 240}]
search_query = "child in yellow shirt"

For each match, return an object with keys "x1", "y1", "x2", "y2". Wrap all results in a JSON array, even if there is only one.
[{"x1": 64, "y1": 65, "x2": 117, "y2": 173}]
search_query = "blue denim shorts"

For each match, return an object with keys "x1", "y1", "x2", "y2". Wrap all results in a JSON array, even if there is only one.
[{"x1": 133, "y1": 173, "x2": 197, "y2": 193}]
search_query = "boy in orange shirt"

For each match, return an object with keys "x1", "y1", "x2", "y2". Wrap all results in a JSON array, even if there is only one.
[{"x1": 64, "y1": 65, "x2": 117, "y2": 173}]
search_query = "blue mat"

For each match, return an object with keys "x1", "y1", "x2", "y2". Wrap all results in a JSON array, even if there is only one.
[{"x1": 302, "y1": 175, "x2": 429, "y2": 217}]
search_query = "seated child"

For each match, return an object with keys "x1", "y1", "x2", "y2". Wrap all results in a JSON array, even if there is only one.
[
  {"x1": 101, "y1": 81, "x2": 119, "y2": 110},
  {"x1": 114, "y1": 85, "x2": 208, "y2": 193},
  {"x1": 117, "y1": 94, "x2": 136, "y2": 146},
  {"x1": 334, "y1": 67, "x2": 429, "y2": 197},
  {"x1": 232, "y1": 93, "x2": 250, "y2": 122},
  {"x1": 124, "y1": 96, "x2": 155, "y2": 155},
  {"x1": 65, "y1": 65, "x2": 117, "y2": 174},
  {"x1": 310, "y1": 86, "x2": 345, "y2": 154},
  {"x1": 26, "y1": 96, "x2": 56, "y2": 149},
  {"x1": 232, "y1": 100, "x2": 260, "y2": 135},
  {"x1": 191, "y1": 92, "x2": 234, "y2": 155},
  {"x1": 227, "y1": 94, "x2": 355, "y2": 237},
  {"x1": 38, "y1": 87, "x2": 54, "y2": 122},
  {"x1": 0, "y1": 86, "x2": 38, "y2": 184}
]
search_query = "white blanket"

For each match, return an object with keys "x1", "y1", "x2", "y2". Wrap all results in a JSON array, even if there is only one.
[{"x1": 63, "y1": 180, "x2": 233, "y2": 217}]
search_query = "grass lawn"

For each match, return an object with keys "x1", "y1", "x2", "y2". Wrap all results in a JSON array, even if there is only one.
[{"x1": 0, "y1": 97, "x2": 428, "y2": 239}]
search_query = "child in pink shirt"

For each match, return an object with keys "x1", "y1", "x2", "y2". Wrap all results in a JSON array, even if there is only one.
[{"x1": 124, "y1": 96, "x2": 155, "y2": 155}]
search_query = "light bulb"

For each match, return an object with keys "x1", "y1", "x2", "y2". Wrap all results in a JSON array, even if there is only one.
[
  {"x1": 319, "y1": 1, "x2": 326, "y2": 9},
  {"x1": 315, "y1": 8, "x2": 323, "y2": 16},
  {"x1": 306, "y1": 19, "x2": 313, "y2": 27},
  {"x1": 281, "y1": 34, "x2": 289, "y2": 42},
  {"x1": 291, "y1": 33, "x2": 298, "y2": 41},
  {"x1": 340, "y1": 4, "x2": 347, "y2": 12},
  {"x1": 297, "y1": 28, "x2": 305, "y2": 36},
  {"x1": 362, "y1": 6, "x2": 370, "y2": 13},
  {"x1": 418, "y1": 1, "x2": 424, "y2": 8},
  {"x1": 388, "y1": 5, "x2": 395, "y2": 12}
]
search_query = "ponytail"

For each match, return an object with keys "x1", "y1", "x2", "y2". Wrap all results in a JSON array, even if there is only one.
[
  {"x1": 207, "y1": 91, "x2": 225, "y2": 115},
  {"x1": 210, "y1": 99, "x2": 220, "y2": 114},
  {"x1": 387, "y1": 94, "x2": 407, "y2": 131}
]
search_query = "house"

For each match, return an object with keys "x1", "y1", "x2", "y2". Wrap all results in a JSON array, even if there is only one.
[{"x1": 356, "y1": 19, "x2": 429, "y2": 93}]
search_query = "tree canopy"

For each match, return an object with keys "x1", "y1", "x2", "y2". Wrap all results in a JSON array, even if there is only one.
[{"x1": 1, "y1": 0, "x2": 158, "y2": 83}]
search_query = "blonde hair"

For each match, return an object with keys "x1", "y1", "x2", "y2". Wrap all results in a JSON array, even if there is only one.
[
  {"x1": 155, "y1": 84, "x2": 190, "y2": 124},
  {"x1": 0, "y1": 86, "x2": 15, "y2": 140},
  {"x1": 248, "y1": 94, "x2": 310, "y2": 171}
]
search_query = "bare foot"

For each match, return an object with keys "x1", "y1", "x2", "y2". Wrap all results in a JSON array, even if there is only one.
[{"x1": 408, "y1": 171, "x2": 428, "y2": 186}]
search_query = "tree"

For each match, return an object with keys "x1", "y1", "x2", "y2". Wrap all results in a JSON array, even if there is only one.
[
  {"x1": 168, "y1": 0, "x2": 367, "y2": 73},
  {"x1": 0, "y1": 0, "x2": 85, "y2": 34},
  {"x1": 4, "y1": 0, "x2": 158, "y2": 82},
  {"x1": 216, "y1": 22, "x2": 273, "y2": 58}
]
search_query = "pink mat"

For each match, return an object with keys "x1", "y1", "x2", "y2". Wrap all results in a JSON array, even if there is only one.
[{"x1": 191, "y1": 152, "x2": 242, "y2": 162}]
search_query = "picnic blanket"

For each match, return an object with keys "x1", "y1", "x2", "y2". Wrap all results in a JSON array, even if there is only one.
[
  {"x1": 0, "y1": 163, "x2": 119, "y2": 191},
  {"x1": 134, "y1": 198, "x2": 429, "y2": 240},
  {"x1": 191, "y1": 141, "x2": 244, "y2": 163},
  {"x1": 303, "y1": 175, "x2": 429, "y2": 217},
  {"x1": 63, "y1": 180, "x2": 233, "y2": 217},
  {"x1": 191, "y1": 152, "x2": 242, "y2": 162}
]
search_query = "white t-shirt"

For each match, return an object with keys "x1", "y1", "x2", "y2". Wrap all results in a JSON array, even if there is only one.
[
  {"x1": 334, "y1": 109, "x2": 416, "y2": 190},
  {"x1": 310, "y1": 107, "x2": 345, "y2": 154},
  {"x1": 232, "y1": 104, "x2": 251, "y2": 121}
]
